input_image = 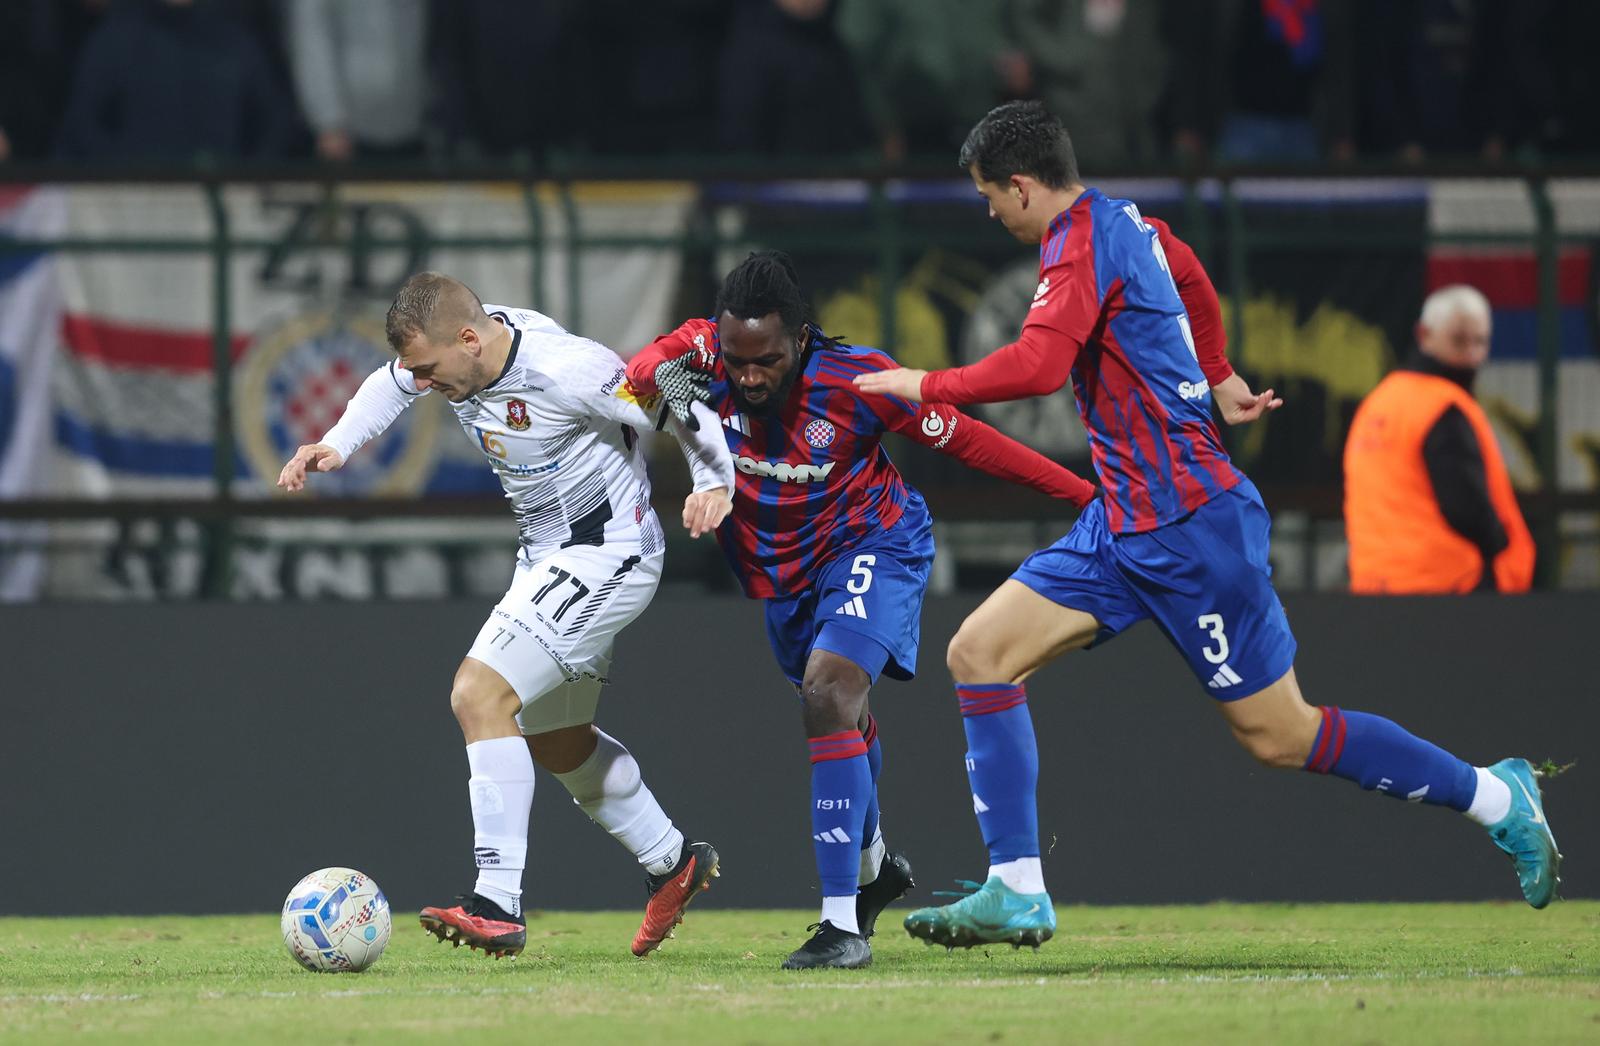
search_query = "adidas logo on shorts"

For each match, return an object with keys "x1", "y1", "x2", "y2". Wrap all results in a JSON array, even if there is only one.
[{"x1": 1206, "y1": 663, "x2": 1244, "y2": 689}]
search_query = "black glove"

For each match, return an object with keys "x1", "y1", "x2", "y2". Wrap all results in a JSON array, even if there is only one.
[{"x1": 652, "y1": 354, "x2": 715, "y2": 431}]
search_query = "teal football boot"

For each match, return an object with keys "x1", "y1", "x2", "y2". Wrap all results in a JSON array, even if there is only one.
[
  {"x1": 1484, "y1": 758, "x2": 1561, "y2": 909},
  {"x1": 903, "y1": 876, "x2": 1056, "y2": 949}
]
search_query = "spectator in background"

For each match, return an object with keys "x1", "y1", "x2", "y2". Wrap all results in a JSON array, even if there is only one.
[
  {"x1": 586, "y1": 0, "x2": 730, "y2": 155},
  {"x1": 0, "y1": 0, "x2": 109, "y2": 162},
  {"x1": 55, "y1": 0, "x2": 295, "y2": 162},
  {"x1": 432, "y1": 0, "x2": 585, "y2": 158},
  {"x1": 1343, "y1": 285, "x2": 1534, "y2": 594},
  {"x1": 1358, "y1": 0, "x2": 1594, "y2": 162},
  {"x1": 1168, "y1": 0, "x2": 1354, "y2": 162},
  {"x1": 0, "y1": 1, "x2": 62, "y2": 162},
  {"x1": 285, "y1": 0, "x2": 428, "y2": 162},
  {"x1": 717, "y1": 0, "x2": 870, "y2": 157},
  {"x1": 1358, "y1": 0, "x2": 1496, "y2": 161},
  {"x1": 998, "y1": 0, "x2": 1167, "y2": 169},
  {"x1": 835, "y1": 0, "x2": 1007, "y2": 163}
]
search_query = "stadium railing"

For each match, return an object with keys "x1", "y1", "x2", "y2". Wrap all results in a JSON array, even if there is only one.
[{"x1": 0, "y1": 158, "x2": 1594, "y2": 599}]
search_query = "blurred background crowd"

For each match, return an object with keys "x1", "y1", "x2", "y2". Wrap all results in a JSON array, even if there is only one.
[
  {"x1": 3, "y1": 0, "x2": 1598, "y2": 170},
  {"x1": 1, "y1": 0, "x2": 1597, "y2": 603}
]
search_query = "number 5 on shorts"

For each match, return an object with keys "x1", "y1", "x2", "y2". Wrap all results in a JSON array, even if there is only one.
[
  {"x1": 847, "y1": 554, "x2": 876, "y2": 594},
  {"x1": 1197, "y1": 613, "x2": 1229, "y2": 664}
]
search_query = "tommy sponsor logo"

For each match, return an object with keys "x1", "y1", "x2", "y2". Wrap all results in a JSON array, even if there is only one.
[
  {"x1": 834, "y1": 595, "x2": 868, "y2": 619},
  {"x1": 504, "y1": 398, "x2": 531, "y2": 430},
  {"x1": 1205, "y1": 662, "x2": 1244, "y2": 689},
  {"x1": 1030, "y1": 276, "x2": 1051, "y2": 309},
  {"x1": 812, "y1": 828, "x2": 852, "y2": 844},
  {"x1": 920, "y1": 409, "x2": 959, "y2": 449},
  {"x1": 1178, "y1": 379, "x2": 1211, "y2": 401},
  {"x1": 733, "y1": 455, "x2": 835, "y2": 484},
  {"x1": 723, "y1": 413, "x2": 751, "y2": 436},
  {"x1": 804, "y1": 418, "x2": 836, "y2": 449}
]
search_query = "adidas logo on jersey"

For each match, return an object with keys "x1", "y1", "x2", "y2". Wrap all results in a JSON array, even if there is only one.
[
  {"x1": 1206, "y1": 663, "x2": 1244, "y2": 689},
  {"x1": 723, "y1": 413, "x2": 751, "y2": 436},
  {"x1": 834, "y1": 596, "x2": 868, "y2": 619},
  {"x1": 813, "y1": 828, "x2": 852, "y2": 844},
  {"x1": 733, "y1": 455, "x2": 834, "y2": 484}
]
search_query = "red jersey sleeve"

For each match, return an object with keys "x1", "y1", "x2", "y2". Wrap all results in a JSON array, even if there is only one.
[
  {"x1": 890, "y1": 401, "x2": 1096, "y2": 507},
  {"x1": 1149, "y1": 217, "x2": 1232, "y2": 386},
  {"x1": 624, "y1": 317, "x2": 718, "y2": 396},
  {"x1": 920, "y1": 220, "x2": 1099, "y2": 405},
  {"x1": 855, "y1": 349, "x2": 1096, "y2": 506}
]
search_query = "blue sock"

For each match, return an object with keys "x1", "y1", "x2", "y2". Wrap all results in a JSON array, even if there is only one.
[
  {"x1": 861, "y1": 715, "x2": 882, "y2": 849},
  {"x1": 1304, "y1": 706, "x2": 1477, "y2": 810},
  {"x1": 808, "y1": 731, "x2": 872, "y2": 897},
  {"x1": 957, "y1": 684, "x2": 1039, "y2": 863}
]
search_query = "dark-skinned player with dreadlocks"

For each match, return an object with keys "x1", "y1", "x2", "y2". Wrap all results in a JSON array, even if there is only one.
[{"x1": 624, "y1": 251, "x2": 1097, "y2": 969}]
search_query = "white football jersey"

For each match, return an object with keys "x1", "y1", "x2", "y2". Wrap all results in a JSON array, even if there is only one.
[{"x1": 321, "y1": 304, "x2": 730, "y2": 563}]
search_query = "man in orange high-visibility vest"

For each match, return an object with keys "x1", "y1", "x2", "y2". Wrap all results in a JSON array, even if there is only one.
[{"x1": 1344, "y1": 284, "x2": 1535, "y2": 594}]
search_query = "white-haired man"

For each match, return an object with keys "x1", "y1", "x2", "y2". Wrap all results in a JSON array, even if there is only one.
[{"x1": 1345, "y1": 283, "x2": 1535, "y2": 594}]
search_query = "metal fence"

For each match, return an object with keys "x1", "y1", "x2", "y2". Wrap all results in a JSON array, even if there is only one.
[{"x1": 1, "y1": 161, "x2": 1596, "y2": 599}]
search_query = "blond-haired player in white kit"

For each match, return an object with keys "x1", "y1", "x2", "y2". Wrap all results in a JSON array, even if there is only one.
[{"x1": 277, "y1": 272, "x2": 735, "y2": 959}]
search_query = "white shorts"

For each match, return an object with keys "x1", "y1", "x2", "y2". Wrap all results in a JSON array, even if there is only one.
[{"x1": 466, "y1": 544, "x2": 662, "y2": 735}]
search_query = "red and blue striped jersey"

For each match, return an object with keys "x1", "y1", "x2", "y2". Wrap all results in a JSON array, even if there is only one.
[
  {"x1": 629, "y1": 321, "x2": 1096, "y2": 598},
  {"x1": 710, "y1": 333, "x2": 921, "y2": 598},
  {"x1": 924, "y1": 189, "x2": 1243, "y2": 533}
]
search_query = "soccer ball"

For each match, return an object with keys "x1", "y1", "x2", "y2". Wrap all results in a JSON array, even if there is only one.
[{"x1": 280, "y1": 867, "x2": 392, "y2": 972}]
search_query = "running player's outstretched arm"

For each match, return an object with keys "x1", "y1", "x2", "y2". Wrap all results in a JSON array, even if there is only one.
[
  {"x1": 624, "y1": 318, "x2": 717, "y2": 398},
  {"x1": 902, "y1": 403, "x2": 1096, "y2": 507},
  {"x1": 625, "y1": 318, "x2": 719, "y2": 430},
  {"x1": 277, "y1": 362, "x2": 421, "y2": 491},
  {"x1": 854, "y1": 253, "x2": 1096, "y2": 405},
  {"x1": 856, "y1": 354, "x2": 1096, "y2": 507}
]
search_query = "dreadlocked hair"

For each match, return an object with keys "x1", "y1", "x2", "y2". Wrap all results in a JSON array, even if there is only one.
[{"x1": 715, "y1": 250, "x2": 816, "y2": 339}]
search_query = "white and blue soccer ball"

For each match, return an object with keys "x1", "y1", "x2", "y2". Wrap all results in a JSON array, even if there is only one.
[{"x1": 280, "y1": 867, "x2": 392, "y2": 972}]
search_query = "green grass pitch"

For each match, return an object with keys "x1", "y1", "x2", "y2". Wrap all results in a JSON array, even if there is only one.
[{"x1": 3, "y1": 903, "x2": 1597, "y2": 1044}]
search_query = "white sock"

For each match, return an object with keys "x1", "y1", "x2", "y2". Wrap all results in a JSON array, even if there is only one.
[
  {"x1": 990, "y1": 857, "x2": 1046, "y2": 895},
  {"x1": 554, "y1": 728, "x2": 684, "y2": 876},
  {"x1": 1465, "y1": 766, "x2": 1513, "y2": 825},
  {"x1": 466, "y1": 737, "x2": 536, "y2": 918},
  {"x1": 858, "y1": 826, "x2": 886, "y2": 886},
  {"x1": 820, "y1": 894, "x2": 859, "y2": 934}
]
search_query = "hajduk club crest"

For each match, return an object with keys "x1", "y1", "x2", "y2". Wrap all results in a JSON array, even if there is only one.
[
  {"x1": 504, "y1": 399, "x2": 531, "y2": 431},
  {"x1": 804, "y1": 419, "x2": 836, "y2": 449}
]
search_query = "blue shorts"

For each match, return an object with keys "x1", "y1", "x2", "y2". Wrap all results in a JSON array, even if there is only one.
[
  {"x1": 763, "y1": 498, "x2": 935, "y2": 687},
  {"x1": 1011, "y1": 478, "x2": 1297, "y2": 698}
]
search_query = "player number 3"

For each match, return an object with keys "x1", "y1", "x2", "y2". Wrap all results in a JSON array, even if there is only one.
[{"x1": 1197, "y1": 613, "x2": 1230, "y2": 664}]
